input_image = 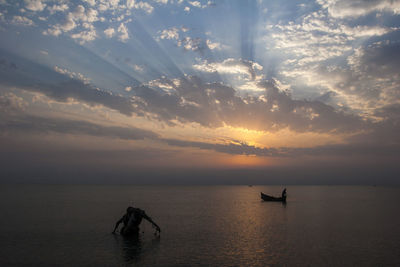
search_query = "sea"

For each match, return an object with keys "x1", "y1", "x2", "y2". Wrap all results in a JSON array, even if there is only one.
[{"x1": 0, "y1": 185, "x2": 399, "y2": 267}]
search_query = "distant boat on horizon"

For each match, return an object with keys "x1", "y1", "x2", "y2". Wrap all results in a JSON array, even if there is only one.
[{"x1": 261, "y1": 192, "x2": 286, "y2": 203}]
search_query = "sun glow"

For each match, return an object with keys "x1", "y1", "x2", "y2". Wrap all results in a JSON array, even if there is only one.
[{"x1": 227, "y1": 154, "x2": 271, "y2": 167}]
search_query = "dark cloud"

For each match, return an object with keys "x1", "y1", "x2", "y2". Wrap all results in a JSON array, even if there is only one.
[
  {"x1": 0, "y1": 57, "x2": 137, "y2": 116},
  {"x1": 359, "y1": 41, "x2": 400, "y2": 76},
  {"x1": 163, "y1": 136, "x2": 400, "y2": 158},
  {"x1": 0, "y1": 114, "x2": 159, "y2": 140},
  {"x1": 1, "y1": 133, "x2": 398, "y2": 184},
  {"x1": 1, "y1": 113, "x2": 280, "y2": 157},
  {"x1": 317, "y1": 40, "x2": 400, "y2": 105},
  {"x1": 0, "y1": 112, "x2": 399, "y2": 185},
  {"x1": 346, "y1": 103, "x2": 400, "y2": 145},
  {"x1": 33, "y1": 80, "x2": 136, "y2": 116},
  {"x1": 1, "y1": 61, "x2": 367, "y2": 134},
  {"x1": 2, "y1": 112, "x2": 396, "y2": 160},
  {"x1": 0, "y1": 53, "x2": 378, "y2": 136},
  {"x1": 0, "y1": 92, "x2": 27, "y2": 113},
  {"x1": 0, "y1": 58, "x2": 17, "y2": 70},
  {"x1": 288, "y1": 143, "x2": 400, "y2": 158},
  {"x1": 133, "y1": 77, "x2": 366, "y2": 133},
  {"x1": 374, "y1": 103, "x2": 400, "y2": 121},
  {"x1": 163, "y1": 138, "x2": 279, "y2": 157}
]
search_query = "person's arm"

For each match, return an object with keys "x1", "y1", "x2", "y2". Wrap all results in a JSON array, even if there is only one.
[
  {"x1": 112, "y1": 217, "x2": 124, "y2": 234},
  {"x1": 142, "y1": 211, "x2": 161, "y2": 232}
]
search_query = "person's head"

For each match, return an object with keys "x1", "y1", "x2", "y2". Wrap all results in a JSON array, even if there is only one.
[{"x1": 127, "y1": 206, "x2": 134, "y2": 213}]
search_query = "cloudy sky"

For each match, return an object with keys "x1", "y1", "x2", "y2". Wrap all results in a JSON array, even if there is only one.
[{"x1": 0, "y1": 0, "x2": 399, "y2": 184}]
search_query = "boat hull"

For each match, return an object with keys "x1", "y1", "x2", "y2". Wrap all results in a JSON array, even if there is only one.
[{"x1": 261, "y1": 192, "x2": 286, "y2": 202}]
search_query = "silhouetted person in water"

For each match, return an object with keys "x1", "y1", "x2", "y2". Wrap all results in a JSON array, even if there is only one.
[
  {"x1": 281, "y1": 188, "x2": 287, "y2": 200},
  {"x1": 112, "y1": 206, "x2": 161, "y2": 237}
]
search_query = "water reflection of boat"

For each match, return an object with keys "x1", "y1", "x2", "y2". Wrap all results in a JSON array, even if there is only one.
[{"x1": 260, "y1": 192, "x2": 286, "y2": 202}]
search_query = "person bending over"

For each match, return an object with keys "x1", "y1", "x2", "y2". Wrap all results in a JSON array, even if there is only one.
[{"x1": 112, "y1": 206, "x2": 161, "y2": 236}]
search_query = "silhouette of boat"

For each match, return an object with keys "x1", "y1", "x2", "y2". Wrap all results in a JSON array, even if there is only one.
[{"x1": 260, "y1": 192, "x2": 286, "y2": 202}]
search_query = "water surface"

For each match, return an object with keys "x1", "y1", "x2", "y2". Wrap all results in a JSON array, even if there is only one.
[{"x1": 0, "y1": 185, "x2": 399, "y2": 266}]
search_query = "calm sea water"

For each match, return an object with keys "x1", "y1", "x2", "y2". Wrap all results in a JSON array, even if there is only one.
[{"x1": 0, "y1": 185, "x2": 399, "y2": 266}]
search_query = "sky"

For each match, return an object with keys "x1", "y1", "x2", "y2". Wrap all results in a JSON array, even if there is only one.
[{"x1": 0, "y1": 0, "x2": 399, "y2": 184}]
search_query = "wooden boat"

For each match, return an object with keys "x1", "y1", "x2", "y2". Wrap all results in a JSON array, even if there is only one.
[{"x1": 261, "y1": 192, "x2": 286, "y2": 202}]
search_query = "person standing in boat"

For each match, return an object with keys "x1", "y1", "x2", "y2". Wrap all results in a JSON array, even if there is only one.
[
  {"x1": 112, "y1": 206, "x2": 161, "y2": 236},
  {"x1": 281, "y1": 188, "x2": 287, "y2": 200}
]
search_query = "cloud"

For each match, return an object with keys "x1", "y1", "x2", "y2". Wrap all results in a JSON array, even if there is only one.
[
  {"x1": 47, "y1": 4, "x2": 69, "y2": 15},
  {"x1": 0, "y1": 109, "x2": 272, "y2": 158},
  {"x1": 126, "y1": 0, "x2": 154, "y2": 13},
  {"x1": 266, "y1": 10, "x2": 395, "y2": 67},
  {"x1": 126, "y1": 0, "x2": 136, "y2": 9},
  {"x1": 263, "y1": 4, "x2": 399, "y2": 118},
  {"x1": 117, "y1": 23, "x2": 129, "y2": 42},
  {"x1": 70, "y1": 28, "x2": 97, "y2": 44},
  {"x1": 1, "y1": 110, "x2": 279, "y2": 158},
  {"x1": 356, "y1": 104, "x2": 400, "y2": 144},
  {"x1": 206, "y1": 39, "x2": 221, "y2": 50},
  {"x1": 348, "y1": 41, "x2": 400, "y2": 78},
  {"x1": 374, "y1": 103, "x2": 400, "y2": 121},
  {"x1": 11, "y1": 15, "x2": 34, "y2": 26},
  {"x1": 43, "y1": 13, "x2": 76, "y2": 36},
  {"x1": 1, "y1": 105, "x2": 393, "y2": 160},
  {"x1": 340, "y1": 25, "x2": 395, "y2": 37},
  {"x1": 104, "y1": 27, "x2": 115, "y2": 38},
  {"x1": 0, "y1": 54, "x2": 375, "y2": 136},
  {"x1": 134, "y1": 1, "x2": 154, "y2": 13},
  {"x1": 130, "y1": 76, "x2": 365, "y2": 133},
  {"x1": 38, "y1": 80, "x2": 136, "y2": 116},
  {"x1": 193, "y1": 58, "x2": 265, "y2": 92},
  {"x1": 0, "y1": 58, "x2": 17, "y2": 72},
  {"x1": 163, "y1": 137, "x2": 400, "y2": 158},
  {"x1": 4, "y1": 65, "x2": 362, "y2": 135},
  {"x1": 43, "y1": 27, "x2": 63, "y2": 37},
  {"x1": 59, "y1": 15, "x2": 77, "y2": 31},
  {"x1": 24, "y1": 0, "x2": 46, "y2": 12},
  {"x1": 317, "y1": 0, "x2": 400, "y2": 18},
  {"x1": 0, "y1": 114, "x2": 159, "y2": 140},
  {"x1": 54, "y1": 66, "x2": 91, "y2": 84},
  {"x1": 159, "y1": 27, "x2": 180, "y2": 40},
  {"x1": 0, "y1": 92, "x2": 28, "y2": 113},
  {"x1": 70, "y1": 5, "x2": 99, "y2": 23},
  {"x1": 2, "y1": 112, "x2": 394, "y2": 159},
  {"x1": 42, "y1": 5, "x2": 99, "y2": 42},
  {"x1": 16, "y1": 0, "x2": 160, "y2": 45},
  {"x1": 188, "y1": 0, "x2": 211, "y2": 9},
  {"x1": 132, "y1": 64, "x2": 144, "y2": 72},
  {"x1": 158, "y1": 26, "x2": 226, "y2": 54},
  {"x1": 83, "y1": 0, "x2": 96, "y2": 6},
  {"x1": 163, "y1": 138, "x2": 279, "y2": 156},
  {"x1": 309, "y1": 41, "x2": 400, "y2": 115},
  {"x1": 97, "y1": 0, "x2": 121, "y2": 12},
  {"x1": 194, "y1": 58, "x2": 263, "y2": 80},
  {"x1": 0, "y1": 60, "x2": 137, "y2": 116},
  {"x1": 188, "y1": 1, "x2": 201, "y2": 8},
  {"x1": 178, "y1": 36, "x2": 203, "y2": 51}
]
